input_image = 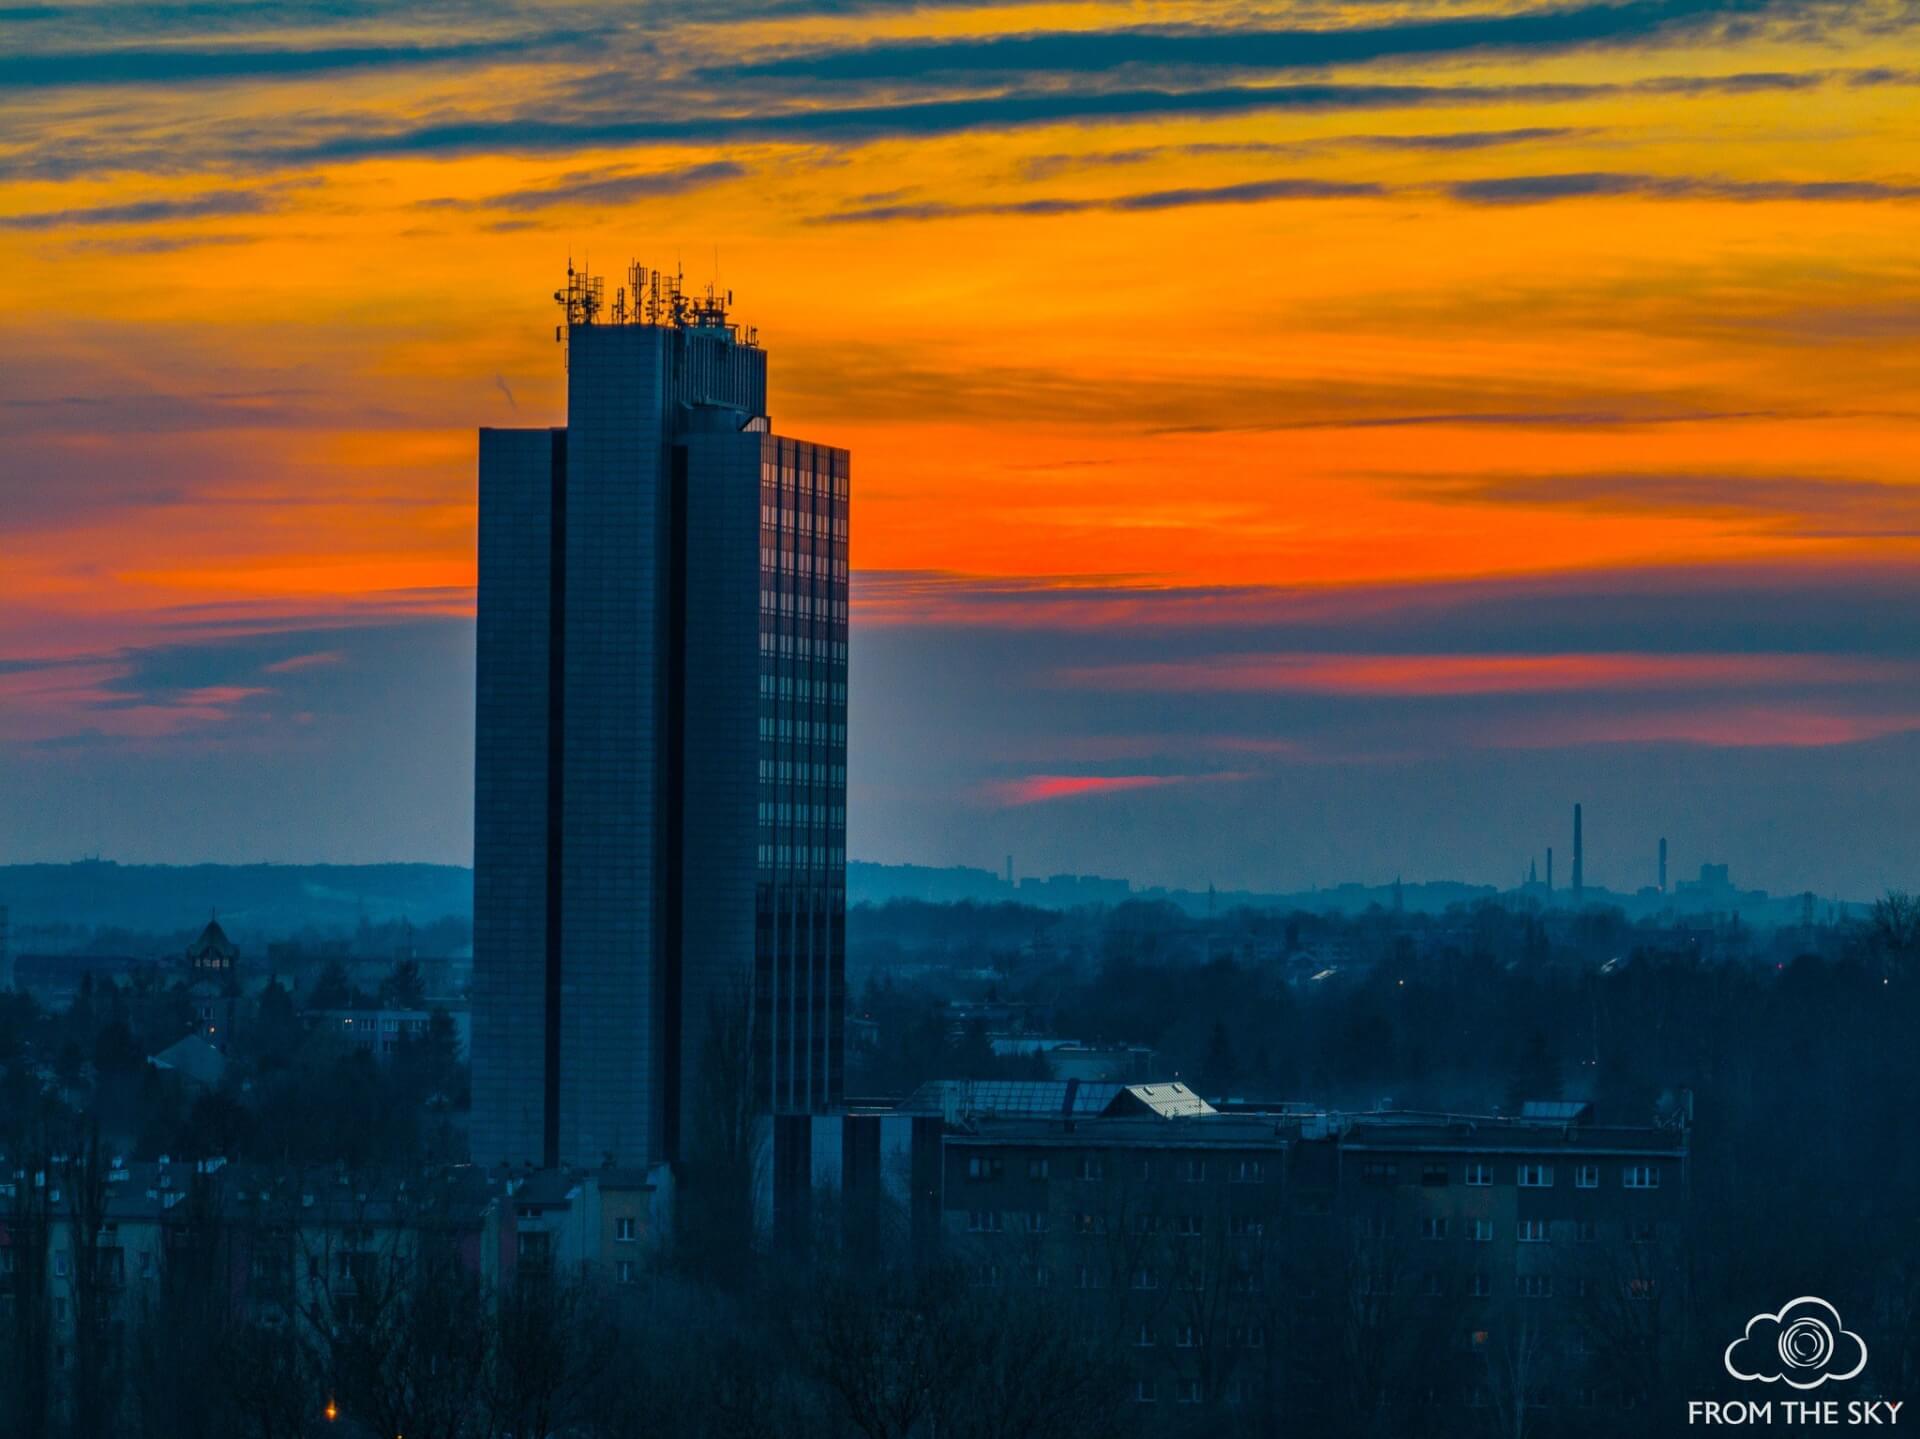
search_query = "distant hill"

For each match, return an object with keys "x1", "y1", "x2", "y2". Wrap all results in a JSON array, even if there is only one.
[
  {"x1": 0, "y1": 861, "x2": 471, "y2": 937},
  {"x1": 0, "y1": 858, "x2": 1845, "y2": 941}
]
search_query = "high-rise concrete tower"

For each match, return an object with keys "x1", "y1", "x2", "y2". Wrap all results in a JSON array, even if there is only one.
[
  {"x1": 1658, "y1": 836, "x2": 1667, "y2": 893},
  {"x1": 472, "y1": 264, "x2": 849, "y2": 1171}
]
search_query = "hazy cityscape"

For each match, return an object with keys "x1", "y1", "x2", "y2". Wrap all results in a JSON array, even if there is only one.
[{"x1": 0, "y1": 271, "x2": 1912, "y2": 1434}]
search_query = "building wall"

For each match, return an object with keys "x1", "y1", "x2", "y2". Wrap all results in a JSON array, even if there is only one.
[
  {"x1": 561, "y1": 325, "x2": 671, "y2": 1170},
  {"x1": 677, "y1": 425, "x2": 764, "y2": 1154},
  {"x1": 755, "y1": 437, "x2": 849, "y2": 1113},
  {"x1": 473, "y1": 426, "x2": 561, "y2": 1170},
  {"x1": 936, "y1": 1122, "x2": 1689, "y2": 1416}
]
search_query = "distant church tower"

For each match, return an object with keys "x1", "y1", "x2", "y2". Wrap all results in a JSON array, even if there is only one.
[{"x1": 186, "y1": 915, "x2": 239, "y2": 979}]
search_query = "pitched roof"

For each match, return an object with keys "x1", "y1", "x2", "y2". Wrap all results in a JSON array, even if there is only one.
[
  {"x1": 187, "y1": 918, "x2": 237, "y2": 958},
  {"x1": 149, "y1": 1033, "x2": 228, "y2": 1088},
  {"x1": 1105, "y1": 1082, "x2": 1217, "y2": 1119}
]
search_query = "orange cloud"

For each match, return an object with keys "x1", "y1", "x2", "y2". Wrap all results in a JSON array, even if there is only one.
[{"x1": 1059, "y1": 652, "x2": 1900, "y2": 696}]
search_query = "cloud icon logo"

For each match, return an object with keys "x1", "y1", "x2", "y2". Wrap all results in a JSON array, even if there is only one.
[{"x1": 1725, "y1": 1297, "x2": 1867, "y2": 1389}]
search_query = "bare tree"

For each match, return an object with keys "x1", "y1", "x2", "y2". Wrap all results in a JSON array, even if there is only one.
[{"x1": 1, "y1": 1145, "x2": 54, "y2": 1439}]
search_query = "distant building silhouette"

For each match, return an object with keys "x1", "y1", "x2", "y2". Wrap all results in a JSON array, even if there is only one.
[
  {"x1": 185, "y1": 915, "x2": 238, "y2": 978},
  {"x1": 473, "y1": 263, "x2": 849, "y2": 1170},
  {"x1": 1572, "y1": 802, "x2": 1584, "y2": 895}
]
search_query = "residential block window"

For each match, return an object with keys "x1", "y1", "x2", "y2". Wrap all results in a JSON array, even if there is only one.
[
  {"x1": 615, "y1": 1217, "x2": 637, "y2": 1242},
  {"x1": 1176, "y1": 1379, "x2": 1202, "y2": 1405},
  {"x1": 967, "y1": 1155, "x2": 1003, "y2": 1181},
  {"x1": 1421, "y1": 1216, "x2": 1449, "y2": 1241},
  {"x1": 1422, "y1": 1162, "x2": 1449, "y2": 1186},
  {"x1": 1076, "y1": 1266, "x2": 1104, "y2": 1290},
  {"x1": 1133, "y1": 1380, "x2": 1156, "y2": 1405},
  {"x1": 1575, "y1": 1164, "x2": 1600, "y2": 1188},
  {"x1": 1472, "y1": 1272, "x2": 1491, "y2": 1297},
  {"x1": 1178, "y1": 1158, "x2": 1206, "y2": 1183},
  {"x1": 1628, "y1": 1221, "x2": 1657, "y2": 1244},
  {"x1": 1022, "y1": 1212, "x2": 1048, "y2": 1234},
  {"x1": 1465, "y1": 1162, "x2": 1493, "y2": 1186},
  {"x1": 1134, "y1": 1325, "x2": 1156, "y2": 1348},
  {"x1": 1360, "y1": 1160, "x2": 1398, "y2": 1185},
  {"x1": 1032, "y1": 1266, "x2": 1051, "y2": 1288},
  {"x1": 1233, "y1": 1325, "x2": 1267, "y2": 1348},
  {"x1": 1028, "y1": 1158, "x2": 1050, "y2": 1181},
  {"x1": 1517, "y1": 1219, "x2": 1550, "y2": 1243},
  {"x1": 1077, "y1": 1156, "x2": 1105, "y2": 1182},
  {"x1": 1229, "y1": 1215, "x2": 1265, "y2": 1237},
  {"x1": 615, "y1": 1260, "x2": 636, "y2": 1285},
  {"x1": 1131, "y1": 1267, "x2": 1159, "y2": 1291},
  {"x1": 1576, "y1": 1219, "x2": 1599, "y2": 1243},
  {"x1": 1519, "y1": 1273, "x2": 1553, "y2": 1298},
  {"x1": 1073, "y1": 1212, "x2": 1103, "y2": 1235},
  {"x1": 967, "y1": 1210, "x2": 1004, "y2": 1233},
  {"x1": 1175, "y1": 1214, "x2": 1204, "y2": 1237},
  {"x1": 1175, "y1": 1325, "x2": 1201, "y2": 1348},
  {"x1": 1471, "y1": 1218, "x2": 1494, "y2": 1242},
  {"x1": 1518, "y1": 1163, "x2": 1554, "y2": 1188},
  {"x1": 1624, "y1": 1165, "x2": 1661, "y2": 1189},
  {"x1": 1232, "y1": 1159, "x2": 1265, "y2": 1183},
  {"x1": 1423, "y1": 1271, "x2": 1446, "y2": 1297},
  {"x1": 1360, "y1": 1214, "x2": 1390, "y2": 1240}
]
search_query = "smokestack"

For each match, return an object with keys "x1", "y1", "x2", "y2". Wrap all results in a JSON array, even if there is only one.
[
  {"x1": 1658, "y1": 837, "x2": 1667, "y2": 893},
  {"x1": 1546, "y1": 847, "x2": 1554, "y2": 891},
  {"x1": 1572, "y1": 803, "x2": 1584, "y2": 895}
]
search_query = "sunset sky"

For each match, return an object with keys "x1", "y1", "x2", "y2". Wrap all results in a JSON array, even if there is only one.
[{"x1": 3, "y1": 0, "x2": 1918, "y2": 896}]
